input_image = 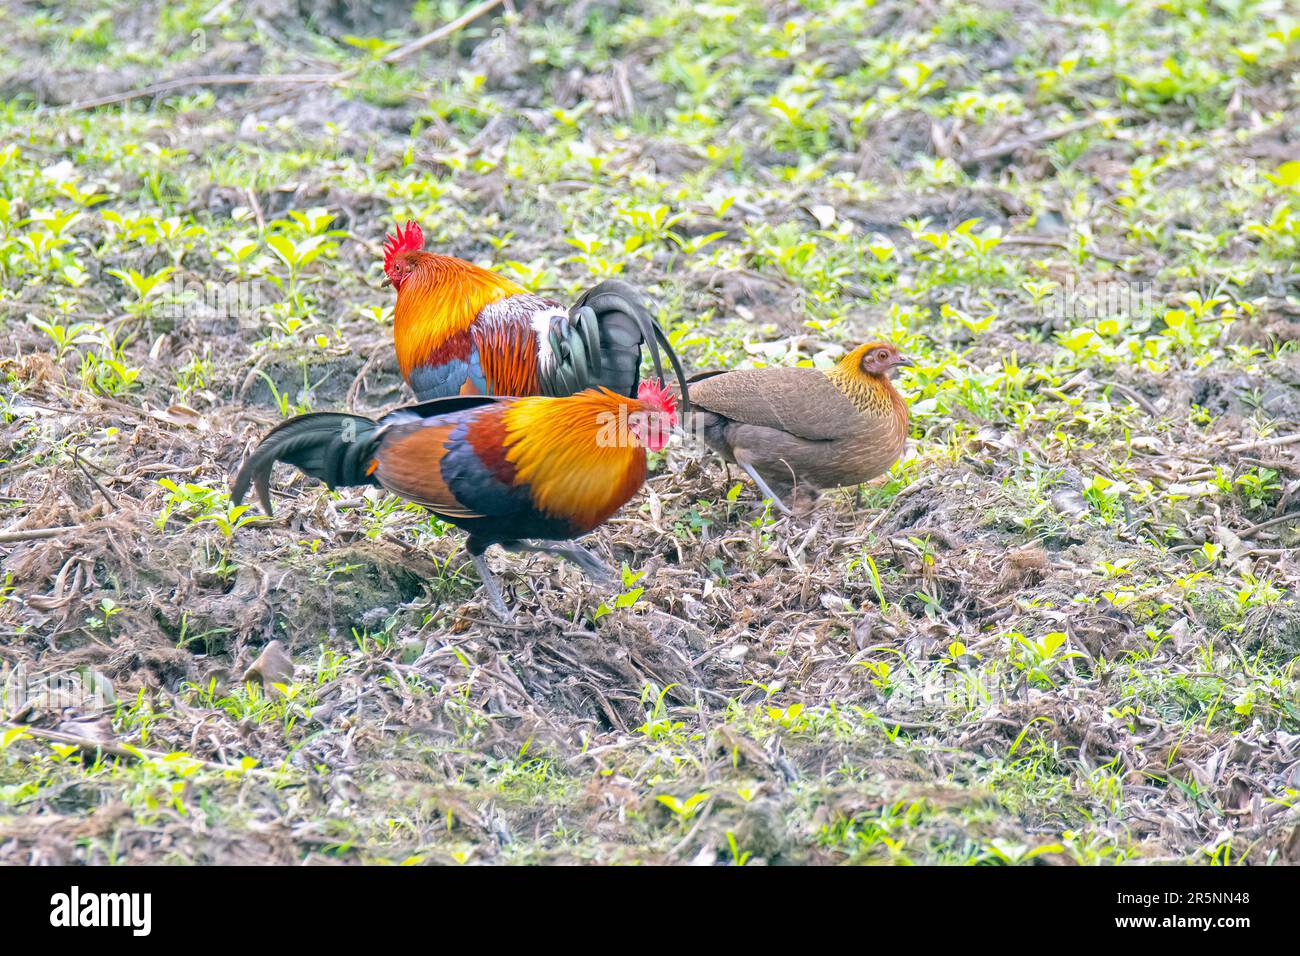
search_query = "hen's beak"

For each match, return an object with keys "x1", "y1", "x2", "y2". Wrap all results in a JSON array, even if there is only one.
[{"x1": 894, "y1": 354, "x2": 915, "y2": 368}]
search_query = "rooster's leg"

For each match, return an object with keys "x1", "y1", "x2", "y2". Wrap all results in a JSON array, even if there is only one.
[
  {"x1": 470, "y1": 552, "x2": 513, "y2": 622},
  {"x1": 507, "y1": 540, "x2": 615, "y2": 583},
  {"x1": 737, "y1": 461, "x2": 793, "y2": 516}
]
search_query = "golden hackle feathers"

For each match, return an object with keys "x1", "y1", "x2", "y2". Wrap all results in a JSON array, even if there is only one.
[
  {"x1": 392, "y1": 254, "x2": 527, "y2": 379},
  {"x1": 501, "y1": 388, "x2": 657, "y2": 529}
]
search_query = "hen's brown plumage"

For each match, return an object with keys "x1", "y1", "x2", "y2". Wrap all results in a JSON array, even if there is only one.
[{"x1": 687, "y1": 341, "x2": 911, "y2": 513}]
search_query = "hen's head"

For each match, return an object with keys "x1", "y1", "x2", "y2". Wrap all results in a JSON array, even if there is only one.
[
  {"x1": 846, "y1": 340, "x2": 912, "y2": 378},
  {"x1": 383, "y1": 220, "x2": 425, "y2": 290},
  {"x1": 629, "y1": 378, "x2": 678, "y2": 452}
]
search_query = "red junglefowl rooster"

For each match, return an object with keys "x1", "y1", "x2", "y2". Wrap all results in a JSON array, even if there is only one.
[
  {"x1": 232, "y1": 380, "x2": 677, "y2": 620},
  {"x1": 381, "y1": 220, "x2": 689, "y2": 410},
  {"x1": 685, "y1": 341, "x2": 912, "y2": 514}
]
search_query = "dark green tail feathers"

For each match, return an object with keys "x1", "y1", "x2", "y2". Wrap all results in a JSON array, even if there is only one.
[
  {"x1": 556, "y1": 280, "x2": 690, "y2": 414},
  {"x1": 231, "y1": 412, "x2": 381, "y2": 516}
]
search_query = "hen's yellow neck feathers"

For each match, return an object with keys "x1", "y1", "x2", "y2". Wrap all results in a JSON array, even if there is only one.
[{"x1": 826, "y1": 349, "x2": 908, "y2": 423}]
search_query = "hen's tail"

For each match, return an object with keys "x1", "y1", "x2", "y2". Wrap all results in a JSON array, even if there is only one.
[
  {"x1": 231, "y1": 412, "x2": 382, "y2": 515},
  {"x1": 540, "y1": 280, "x2": 690, "y2": 414}
]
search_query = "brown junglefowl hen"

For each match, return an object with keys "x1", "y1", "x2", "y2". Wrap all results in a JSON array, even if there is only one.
[{"x1": 686, "y1": 340, "x2": 911, "y2": 513}]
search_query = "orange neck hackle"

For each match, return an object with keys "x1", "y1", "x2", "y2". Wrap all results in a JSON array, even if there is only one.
[
  {"x1": 384, "y1": 220, "x2": 527, "y2": 378},
  {"x1": 500, "y1": 388, "x2": 662, "y2": 529},
  {"x1": 826, "y1": 340, "x2": 911, "y2": 423}
]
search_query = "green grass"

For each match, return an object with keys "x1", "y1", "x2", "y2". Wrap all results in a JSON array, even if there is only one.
[{"x1": 0, "y1": 0, "x2": 1298, "y2": 864}]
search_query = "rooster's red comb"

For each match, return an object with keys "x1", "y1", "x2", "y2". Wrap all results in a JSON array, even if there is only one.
[
  {"x1": 637, "y1": 378, "x2": 678, "y2": 425},
  {"x1": 383, "y1": 220, "x2": 424, "y2": 272}
]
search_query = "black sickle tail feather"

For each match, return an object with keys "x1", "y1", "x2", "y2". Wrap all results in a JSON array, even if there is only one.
[
  {"x1": 231, "y1": 412, "x2": 383, "y2": 516},
  {"x1": 545, "y1": 280, "x2": 691, "y2": 414}
]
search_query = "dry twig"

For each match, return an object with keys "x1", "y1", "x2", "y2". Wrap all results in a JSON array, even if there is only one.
[{"x1": 0, "y1": 526, "x2": 80, "y2": 544}]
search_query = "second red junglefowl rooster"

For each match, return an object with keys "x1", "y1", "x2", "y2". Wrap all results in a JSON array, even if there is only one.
[
  {"x1": 382, "y1": 220, "x2": 689, "y2": 409},
  {"x1": 232, "y1": 380, "x2": 677, "y2": 620}
]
